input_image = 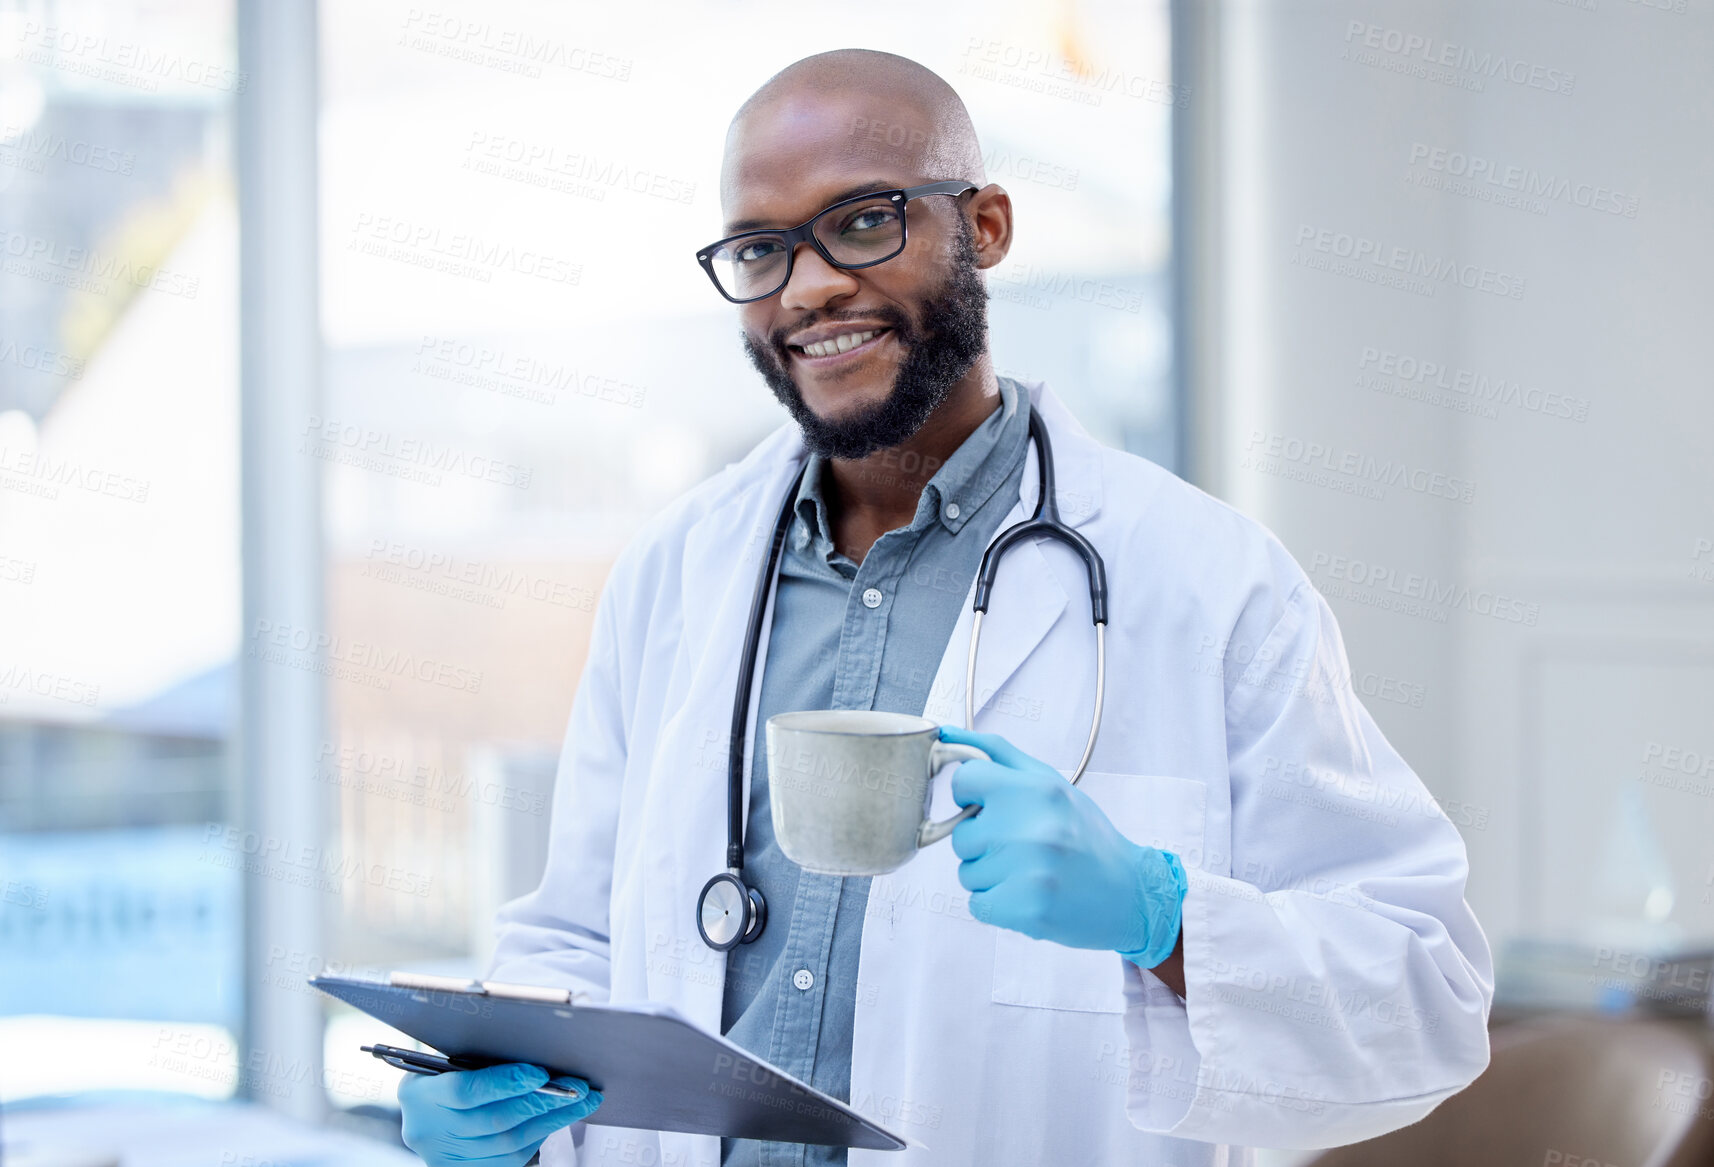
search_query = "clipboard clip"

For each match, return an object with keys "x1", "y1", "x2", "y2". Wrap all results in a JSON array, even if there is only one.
[{"x1": 387, "y1": 970, "x2": 595, "y2": 1005}]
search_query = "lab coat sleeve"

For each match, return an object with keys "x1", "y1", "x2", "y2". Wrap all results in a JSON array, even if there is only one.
[
  {"x1": 1122, "y1": 579, "x2": 1494, "y2": 1148},
  {"x1": 481, "y1": 545, "x2": 637, "y2": 1002}
]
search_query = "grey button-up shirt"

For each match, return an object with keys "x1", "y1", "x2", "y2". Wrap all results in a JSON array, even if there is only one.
[{"x1": 719, "y1": 376, "x2": 1032, "y2": 1167}]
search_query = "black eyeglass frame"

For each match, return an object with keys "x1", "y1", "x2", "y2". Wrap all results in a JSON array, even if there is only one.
[{"x1": 695, "y1": 180, "x2": 978, "y2": 304}]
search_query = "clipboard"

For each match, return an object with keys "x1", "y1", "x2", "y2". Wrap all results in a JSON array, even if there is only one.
[{"x1": 311, "y1": 973, "x2": 909, "y2": 1151}]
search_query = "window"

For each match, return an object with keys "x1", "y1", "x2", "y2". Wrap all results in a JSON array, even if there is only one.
[{"x1": 0, "y1": 0, "x2": 243, "y2": 1102}]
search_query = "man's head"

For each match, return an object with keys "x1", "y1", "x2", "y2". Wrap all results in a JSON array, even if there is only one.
[{"x1": 718, "y1": 49, "x2": 1013, "y2": 460}]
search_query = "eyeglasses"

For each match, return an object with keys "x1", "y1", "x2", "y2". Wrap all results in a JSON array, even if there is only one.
[{"x1": 695, "y1": 180, "x2": 977, "y2": 304}]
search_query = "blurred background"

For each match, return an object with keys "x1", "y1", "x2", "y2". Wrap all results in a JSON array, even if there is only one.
[{"x1": 0, "y1": 0, "x2": 1709, "y2": 1163}]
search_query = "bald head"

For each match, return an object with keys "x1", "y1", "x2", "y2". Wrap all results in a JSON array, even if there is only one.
[{"x1": 721, "y1": 49, "x2": 986, "y2": 216}]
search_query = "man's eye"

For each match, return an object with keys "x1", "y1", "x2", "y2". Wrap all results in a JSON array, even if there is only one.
[
  {"x1": 734, "y1": 239, "x2": 784, "y2": 264},
  {"x1": 841, "y1": 208, "x2": 898, "y2": 234}
]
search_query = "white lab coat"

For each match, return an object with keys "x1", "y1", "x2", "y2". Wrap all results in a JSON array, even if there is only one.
[{"x1": 488, "y1": 378, "x2": 1494, "y2": 1167}]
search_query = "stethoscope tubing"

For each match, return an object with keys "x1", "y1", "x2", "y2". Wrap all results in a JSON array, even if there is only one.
[
  {"x1": 703, "y1": 402, "x2": 1109, "y2": 949},
  {"x1": 727, "y1": 457, "x2": 809, "y2": 874},
  {"x1": 965, "y1": 407, "x2": 1108, "y2": 785}
]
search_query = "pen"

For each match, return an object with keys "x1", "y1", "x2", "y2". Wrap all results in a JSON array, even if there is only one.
[{"x1": 362, "y1": 1043, "x2": 586, "y2": 1100}]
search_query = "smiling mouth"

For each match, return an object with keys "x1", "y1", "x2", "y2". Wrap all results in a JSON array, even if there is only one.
[{"x1": 787, "y1": 327, "x2": 894, "y2": 364}]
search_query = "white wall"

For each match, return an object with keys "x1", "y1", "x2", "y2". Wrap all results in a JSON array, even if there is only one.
[{"x1": 1197, "y1": 0, "x2": 1714, "y2": 956}]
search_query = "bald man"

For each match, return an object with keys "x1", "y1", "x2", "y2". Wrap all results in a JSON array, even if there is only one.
[{"x1": 399, "y1": 47, "x2": 1493, "y2": 1167}]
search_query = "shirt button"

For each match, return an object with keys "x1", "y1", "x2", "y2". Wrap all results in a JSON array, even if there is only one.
[
  {"x1": 861, "y1": 587, "x2": 883, "y2": 608},
  {"x1": 944, "y1": 502, "x2": 960, "y2": 519},
  {"x1": 792, "y1": 524, "x2": 809, "y2": 550},
  {"x1": 792, "y1": 968, "x2": 814, "y2": 991}
]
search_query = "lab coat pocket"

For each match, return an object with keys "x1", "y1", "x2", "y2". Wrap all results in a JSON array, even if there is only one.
[{"x1": 989, "y1": 771, "x2": 1207, "y2": 1013}]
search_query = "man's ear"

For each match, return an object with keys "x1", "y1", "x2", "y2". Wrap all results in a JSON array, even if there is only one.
[{"x1": 967, "y1": 184, "x2": 1014, "y2": 269}]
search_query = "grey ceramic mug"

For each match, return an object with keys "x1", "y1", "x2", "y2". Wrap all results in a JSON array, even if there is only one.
[{"x1": 764, "y1": 709, "x2": 990, "y2": 876}]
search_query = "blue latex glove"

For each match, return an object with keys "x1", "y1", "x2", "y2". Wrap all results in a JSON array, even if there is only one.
[
  {"x1": 941, "y1": 725, "x2": 1188, "y2": 969},
  {"x1": 397, "y1": 1061, "x2": 602, "y2": 1167}
]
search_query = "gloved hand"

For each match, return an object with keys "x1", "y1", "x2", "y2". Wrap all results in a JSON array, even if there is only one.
[
  {"x1": 398, "y1": 1061, "x2": 602, "y2": 1167},
  {"x1": 940, "y1": 725, "x2": 1187, "y2": 969}
]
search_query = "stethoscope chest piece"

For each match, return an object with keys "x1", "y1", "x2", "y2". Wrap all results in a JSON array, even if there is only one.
[{"x1": 697, "y1": 870, "x2": 767, "y2": 951}]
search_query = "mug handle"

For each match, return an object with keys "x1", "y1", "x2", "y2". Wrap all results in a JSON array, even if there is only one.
[{"x1": 916, "y1": 742, "x2": 989, "y2": 848}]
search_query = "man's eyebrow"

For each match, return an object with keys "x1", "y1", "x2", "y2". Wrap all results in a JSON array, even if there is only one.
[{"x1": 723, "y1": 179, "x2": 900, "y2": 234}]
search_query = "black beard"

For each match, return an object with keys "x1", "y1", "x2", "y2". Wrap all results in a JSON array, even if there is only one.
[{"x1": 741, "y1": 216, "x2": 989, "y2": 461}]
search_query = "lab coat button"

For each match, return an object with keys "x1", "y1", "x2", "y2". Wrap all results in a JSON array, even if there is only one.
[
  {"x1": 861, "y1": 587, "x2": 883, "y2": 608},
  {"x1": 793, "y1": 968, "x2": 814, "y2": 991}
]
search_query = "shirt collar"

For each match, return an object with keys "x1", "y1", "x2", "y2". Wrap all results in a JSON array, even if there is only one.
[{"x1": 793, "y1": 375, "x2": 1028, "y2": 552}]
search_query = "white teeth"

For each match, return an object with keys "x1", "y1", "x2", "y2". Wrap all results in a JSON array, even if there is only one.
[{"x1": 801, "y1": 329, "x2": 878, "y2": 358}]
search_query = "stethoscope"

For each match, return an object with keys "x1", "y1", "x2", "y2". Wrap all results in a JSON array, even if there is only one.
[{"x1": 696, "y1": 404, "x2": 1110, "y2": 950}]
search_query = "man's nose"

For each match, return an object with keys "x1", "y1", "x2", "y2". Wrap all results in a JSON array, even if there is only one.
[{"x1": 779, "y1": 242, "x2": 860, "y2": 311}]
